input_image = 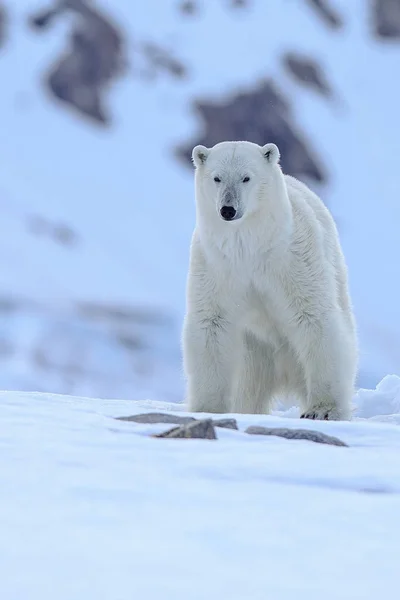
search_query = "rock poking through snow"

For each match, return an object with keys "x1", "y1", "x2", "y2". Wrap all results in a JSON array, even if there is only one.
[
  {"x1": 28, "y1": 0, "x2": 126, "y2": 125},
  {"x1": 212, "y1": 418, "x2": 238, "y2": 430},
  {"x1": 372, "y1": 0, "x2": 400, "y2": 39},
  {"x1": 305, "y1": 0, "x2": 343, "y2": 29},
  {"x1": 245, "y1": 426, "x2": 348, "y2": 446},
  {"x1": 117, "y1": 412, "x2": 195, "y2": 425},
  {"x1": 118, "y1": 413, "x2": 346, "y2": 443},
  {"x1": 116, "y1": 412, "x2": 238, "y2": 430},
  {"x1": 153, "y1": 419, "x2": 217, "y2": 439}
]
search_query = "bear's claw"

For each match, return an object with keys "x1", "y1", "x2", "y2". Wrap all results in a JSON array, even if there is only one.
[
  {"x1": 300, "y1": 411, "x2": 330, "y2": 420},
  {"x1": 300, "y1": 404, "x2": 341, "y2": 421}
]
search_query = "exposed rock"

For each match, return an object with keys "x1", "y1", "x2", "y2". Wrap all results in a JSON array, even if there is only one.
[
  {"x1": 178, "y1": 1, "x2": 198, "y2": 16},
  {"x1": 304, "y1": 0, "x2": 343, "y2": 29},
  {"x1": 28, "y1": 215, "x2": 79, "y2": 247},
  {"x1": 0, "y1": 3, "x2": 6, "y2": 48},
  {"x1": 372, "y1": 0, "x2": 400, "y2": 39},
  {"x1": 116, "y1": 412, "x2": 238, "y2": 430},
  {"x1": 178, "y1": 79, "x2": 326, "y2": 184},
  {"x1": 178, "y1": 0, "x2": 250, "y2": 15},
  {"x1": 116, "y1": 333, "x2": 146, "y2": 351},
  {"x1": 28, "y1": 0, "x2": 126, "y2": 125},
  {"x1": 53, "y1": 224, "x2": 78, "y2": 246},
  {"x1": 140, "y1": 42, "x2": 187, "y2": 80},
  {"x1": 230, "y1": 0, "x2": 251, "y2": 8},
  {"x1": 212, "y1": 418, "x2": 238, "y2": 430},
  {"x1": 154, "y1": 419, "x2": 217, "y2": 439},
  {"x1": 245, "y1": 426, "x2": 348, "y2": 447},
  {"x1": 117, "y1": 412, "x2": 196, "y2": 425},
  {"x1": 283, "y1": 52, "x2": 333, "y2": 99}
]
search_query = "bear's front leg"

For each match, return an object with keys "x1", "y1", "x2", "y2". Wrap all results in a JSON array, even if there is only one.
[
  {"x1": 230, "y1": 331, "x2": 276, "y2": 414},
  {"x1": 290, "y1": 314, "x2": 355, "y2": 421},
  {"x1": 183, "y1": 312, "x2": 234, "y2": 414}
]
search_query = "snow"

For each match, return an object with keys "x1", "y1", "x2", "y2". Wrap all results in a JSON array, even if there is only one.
[
  {"x1": 1, "y1": 376, "x2": 400, "y2": 599},
  {"x1": 1, "y1": 0, "x2": 400, "y2": 397}
]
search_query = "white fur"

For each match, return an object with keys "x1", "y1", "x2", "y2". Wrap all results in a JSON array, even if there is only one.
[{"x1": 182, "y1": 140, "x2": 358, "y2": 420}]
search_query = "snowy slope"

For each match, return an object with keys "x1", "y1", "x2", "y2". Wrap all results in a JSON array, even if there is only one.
[
  {"x1": 1, "y1": 0, "x2": 400, "y2": 396},
  {"x1": 1, "y1": 377, "x2": 400, "y2": 599}
]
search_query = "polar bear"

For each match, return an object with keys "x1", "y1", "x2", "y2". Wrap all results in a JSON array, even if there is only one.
[{"x1": 182, "y1": 140, "x2": 358, "y2": 421}]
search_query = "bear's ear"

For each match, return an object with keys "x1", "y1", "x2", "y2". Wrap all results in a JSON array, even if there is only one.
[
  {"x1": 192, "y1": 145, "x2": 209, "y2": 168},
  {"x1": 262, "y1": 143, "x2": 280, "y2": 165}
]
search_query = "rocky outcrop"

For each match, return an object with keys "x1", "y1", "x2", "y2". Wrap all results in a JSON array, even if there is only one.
[
  {"x1": 178, "y1": 79, "x2": 326, "y2": 184},
  {"x1": 212, "y1": 418, "x2": 239, "y2": 430},
  {"x1": 0, "y1": 2, "x2": 6, "y2": 48},
  {"x1": 117, "y1": 412, "x2": 239, "y2": 430},
  {"x1": 117, "y1": 411, "x2": 347, "y2": 446},
  {"x1": 27, "y1": 215, "x2": 79, "y2": 248},
  {"x1": 283, "y1": 52, "x2": 334, "y2": 99},
  {"x1": 178, "y1": 0, "x2": 250, "y2": 15},
  {"x1": 372, "y1": 0, "x2": 400, "y2": 39},
  {"x1": 28, "y1": 0, "x2": 126, "y2": 125},
  {"x1": 245, "y1": 425, "x2": 348, "y2": 446},
  {"x1": 118, "y1": 412, "x2": 196, "y2": 425},
  {"x1": 154, "y1": 419, "x2": 217, "y2": 439},
  {"x1": 304, "y1": 0, "x2": 343, "y2": 29},
  {"x1": 139, "y1": 42, "x2": 187, "y2": 81},
  {"x1": 178, "y1": 1, "x2": 198, "y2": 17}
]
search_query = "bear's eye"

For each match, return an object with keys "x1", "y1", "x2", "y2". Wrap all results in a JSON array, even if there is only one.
[
  {"x1": 242, "y1": 176, "x2": 250, "y2": 183},
  {"x1": 213, "y1": 176, "x2": 221, "y2": 183}
]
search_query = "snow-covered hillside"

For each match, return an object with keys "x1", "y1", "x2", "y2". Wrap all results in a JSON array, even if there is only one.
[
  {"x1": 1, "y1": 377, "x2": 400, "y2": 599},
  {"x1": 1, "y1": 0, "x2": 400, "y2": 397}
]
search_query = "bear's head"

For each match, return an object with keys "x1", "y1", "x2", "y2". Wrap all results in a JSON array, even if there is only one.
[{"x1": 191, "y1": 140, "x2": 281, "y2": 223}]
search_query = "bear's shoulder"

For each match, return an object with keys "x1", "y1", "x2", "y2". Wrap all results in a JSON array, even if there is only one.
[{"x1": 283, "y1": 174, "x2": 336, "y2": 236}]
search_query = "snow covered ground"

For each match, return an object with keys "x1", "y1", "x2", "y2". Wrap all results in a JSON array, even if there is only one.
[{"x1": 2, "y1": 375, "x2": 400, "y2": 599}]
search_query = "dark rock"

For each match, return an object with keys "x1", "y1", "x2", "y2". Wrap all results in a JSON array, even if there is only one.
[
  {"x1": 282, "y1": 52, "x2": 333, "y2": 99},
  {"x1": 116, "y1": 412, "x2": 238, "y2": 430},
  {"x1": 230, "y1": 0, "x2": 250, "y2": 8},
  {"x1": 28, "y1": 0, "x2": 126, "y2": 125},
  {"x1": 0, "y1": 3, "x2": 6, "y2": 48},
  {"x1": 178, "y1": 79, "x2": 326, "y2": 184},
  {"x1": 117, "y1": 412, "x2": 196, "y2": 425},
  {"x1": 372, "y1": 0, "x2": 400, "y2": 39},
  {"x1": 115, "y1": 333, "x2": 146, "y2": 351},
  {"x1": 212, "y1": 418, "x2": 238, "y2": 430},
  {"x1": 154, "y1": 419, "x2": 217, "y2": 439},
  {"x1": 140, "y1": 42, "x2": 187, "y2": 80},
  {"x1": 28, "y1": 215, "x2": 78, "y2": 247},
  {"x1": 245, "y1": 426, "x2": 348, "y2": 447},
  {"x1": 304, "y1": 0, "x2": 343, "y2": 29},
  {"x1": 53, "y1": 224, "x2": 78, "y2": 247},
  {"x1": 178, "y1": 1, "x2": 198, "y2": 16}
]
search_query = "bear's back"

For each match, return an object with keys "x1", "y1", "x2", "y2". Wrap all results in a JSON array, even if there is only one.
[
  {"x1": 284, "y1": 175, "x2": 335, "y2": 237},
  {"x1": 284, "y1": 174, "x2": 352, "y2": 318}
]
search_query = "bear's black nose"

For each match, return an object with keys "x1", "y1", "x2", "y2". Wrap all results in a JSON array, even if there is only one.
[{"x1": 220, "y1": 206, "x2": 236, "y2": 221}]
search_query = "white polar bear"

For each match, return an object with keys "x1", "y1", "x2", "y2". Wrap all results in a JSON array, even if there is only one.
[{"x1": 182, "y1": 140, "x2": 358, "y2": 421}]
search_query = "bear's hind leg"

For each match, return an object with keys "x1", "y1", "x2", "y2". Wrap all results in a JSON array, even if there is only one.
[
  {"x1": 230, "y1": 331, "x2": 276, "y2": 414},
  {"x1": 290, "y1": 315, "x2": 355, "y2": 421}
]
